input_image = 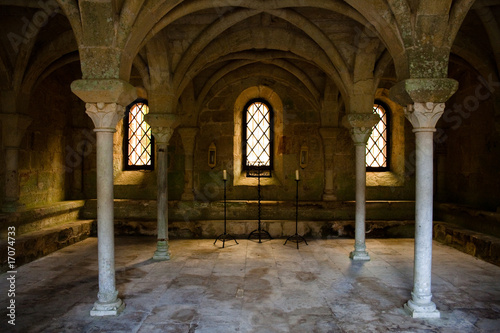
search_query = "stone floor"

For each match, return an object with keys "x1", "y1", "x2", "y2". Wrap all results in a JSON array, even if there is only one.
[{"x1": 1, "y1": 236, "x2": 499, "y2": 333}]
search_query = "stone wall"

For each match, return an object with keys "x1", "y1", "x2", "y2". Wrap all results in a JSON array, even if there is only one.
[
  {"x1": 18, "y1": 63, "x2": 84, "y2": 208},
  {"x1": 437, "y1": 62, "x2": 500, "y2": 212}
]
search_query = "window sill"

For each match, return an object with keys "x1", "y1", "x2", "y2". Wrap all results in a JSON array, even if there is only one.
[
  {"x1": 366, "y1": 171, "x2": 404, "y2": 187},
  {"x1": 233, "y1": 173, "x2": 282, "y2": 186}
]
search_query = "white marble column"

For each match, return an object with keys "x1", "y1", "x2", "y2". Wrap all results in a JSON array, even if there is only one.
[
  {"x1": 0, "y1": 114, "x2": 32, "y2": 212},
  {"x1": 319, "y1": 127, "x2": 338, "y2": 201},
  {"x1": 146, "y1": 113, "x2": 179, "y2": 260},
  {"x1": 86, "y1": 102, "x2": 125, "y2": 316},
  {"x1": 178, "y1": 127, "x2": 198, "y2": 201},
  {"x1": 344, "y1": 113, "x2": 379, "y2": 261},
  {"x1": 403, "y1": 102, "x2": 444, "y2": 318}
]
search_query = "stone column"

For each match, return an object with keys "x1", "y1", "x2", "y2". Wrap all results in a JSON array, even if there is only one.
[
  {"x1": 71, "y1": 79, "x2": 137, "y2": 316},
  {"x1": 178, "y1": 127, "x2": 198, "y2": 201},
  {"x1": 344, "y1": 113, "x2": 379, "y2": 261},
  {"x1": 145, "y1": 113, "x2": 179, "y2": 260},
  {"x1": 86, "y1": 102, "x2": 125, "y2": 316},
  {"x1": 319, "y1": 127, "x2": 339, "y2": 201},
  {"x1": 403, "y1": 102, "x2": 444, "y2": 318},
  {"x1": 0, "y1": 114, "x2": 32, "y2": 212},
  {"x1": 390, "y1": 78, "x2": 458, "y2": 318}
]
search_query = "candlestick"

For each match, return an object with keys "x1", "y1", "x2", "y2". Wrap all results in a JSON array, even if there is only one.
[
  {"x1": 295, "y1": 169, "x2": 299, "y2": 181},
  {"x1": 223, "y1": 170, "x2": 227, "y2": 180}
]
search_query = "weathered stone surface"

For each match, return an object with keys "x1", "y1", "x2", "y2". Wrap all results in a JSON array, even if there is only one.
[
  {"x1": 0, "y1": 200, "x2": 86, "y2": 237},
  {"x1": 70, "y1": 79, "x2": 137, "y2": 105},
  {"x1": 389, "y1": 78, "x2": 458, "y2": 106},
  {"x1": 434, "y1": 221, "x2": 500, "y2": 266},
  {"x1": 0, "y1": 219, "x2": 95, "y2": 272}
]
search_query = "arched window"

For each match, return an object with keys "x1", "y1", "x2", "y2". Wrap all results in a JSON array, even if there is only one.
[
  {"x1": 243, "y1": 99, "x2": 273, "y2": 176},
  {"x1": 366, "y1": 102, "x2": 390, "y2": 171},
  {"x1": 123, "y1": 99, "x2": 154, "y2": 170}
]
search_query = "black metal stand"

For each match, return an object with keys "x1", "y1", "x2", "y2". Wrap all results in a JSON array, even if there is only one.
[
  {"x1": 284, "y1": 179, "x2": 308, "y2": 249},
  {"x1": 214, "y1": 178, "x2": 238, "y2": 248},
  {"x1": 248, "y1": 168, "x2": 272, "y2": 243}
]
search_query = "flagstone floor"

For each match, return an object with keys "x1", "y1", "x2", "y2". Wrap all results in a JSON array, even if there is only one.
[{"x1": 1, "y1": 236, "x2": 499, "y2": 332}]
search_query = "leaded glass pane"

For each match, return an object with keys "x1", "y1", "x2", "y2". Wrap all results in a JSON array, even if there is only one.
[
  {"x1": 246, "y1": 101, "x2": 271, "y2": 168},
  {"x1": 128, "y1": 103, "x2": 153, "y2": 166},
  {"x1": 366, "y1": 104, "x2": 388, "y2": 168}
]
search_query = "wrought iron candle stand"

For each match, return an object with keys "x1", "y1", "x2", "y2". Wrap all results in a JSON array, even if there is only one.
[
  {"x1": 248, "y1": 167, "x2": 272, "y2": 243},
  {"x1": 284, "y1": 177, "x2": 308, "y2": 249},
  {"x1": 214, "y1": 173, "x2": 238, "y2": 248}
]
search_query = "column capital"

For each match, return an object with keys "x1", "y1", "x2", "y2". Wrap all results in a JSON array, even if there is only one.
[
  {"x1": 85, "y1": 103, "x2": 124, "y2": 131},
  {"x1": 178, "y1": 127, "x2": 199, "y2": 154},
  {"x1": 0, "y1": 113, "x2": 32, "y2": 148},
  {"x1": 405, "y1": 102, "x2": 445, "y2": 132},
  {"x1": 389, "y1": 78, "x2": 458, "y2": 106},
  {"x1": 342, "y1": 113, "x2": 379, "y2": 145},
  {"x1": 146, "y1": 113, "x2": 180, "y2": 144},
  {"x1": 70, "y1": 79, "x2": 137, "y2": 106}
]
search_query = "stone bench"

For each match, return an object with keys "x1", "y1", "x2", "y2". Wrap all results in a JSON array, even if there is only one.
[
  {"x1": 0, "y1": 200, "x2": 95, "y2": 272},
  {"x1": 433, "y1": 221, "x2": 500, "y2": 267}
]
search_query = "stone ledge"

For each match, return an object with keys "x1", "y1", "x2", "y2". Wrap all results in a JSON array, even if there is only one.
[
  {"x1": 0, "y1": 200, "x2": 86, "y2": 237},
  {"x1": 435, "y1": 203, "x2": 500, "y2": 238},
  {"x1": 82, "y1": 199, "x2": 416, "y2": 222},
  {"x1": 0, "y1": 219, "x2": 95, "y2": 272},
  {"x1": 111, "y1": 219, "x2": 415, "y2": 239},
  {"x1": 433, "y1": 221, "x2": 500, "y2": 267}
]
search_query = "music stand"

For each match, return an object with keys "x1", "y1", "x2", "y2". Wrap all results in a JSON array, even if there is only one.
[
  {"x1": 214, "y1": 175, "x2": 238, "y2": 248},
  {"x1": 284, "y1": 178, "x2": 308, "y2": 249},
  {"x1": 247, "y1": 166, "x2": 272, "y2": 243}
]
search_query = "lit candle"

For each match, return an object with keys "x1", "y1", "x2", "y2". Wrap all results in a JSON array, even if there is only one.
[
  {"x1": 223, "y1": 170, "x2": 227, "y2": 180},
  {"x1": 295, "y1": 169, "x2": 299, "y2": 181}
]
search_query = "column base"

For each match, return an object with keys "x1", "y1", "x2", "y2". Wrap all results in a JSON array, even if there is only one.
[
  {"x1": 153, "y1": 240, "x2": 171, "y2": 260},
  {"x1": 349, "y1": 250, "x2": 370, "y2": 261},
  {"x1": 322, "y1": 193, "x2": 337, "y2": 201},
  {"x1": 404, "y1": 300, "x2": 440, "y2": 318},
  {"x1": 90, "y1": 298, "x2": 125, "y2": 316}
]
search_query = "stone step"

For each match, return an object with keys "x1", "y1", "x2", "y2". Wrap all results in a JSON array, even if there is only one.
[
  {"x1": 0, "y1": 200, "x2": 86, "y2": 238},
  {"x1": 433, "y1": 221, "x2": 500, "y2": 267},
  {"x1": 0, "y1": 219, "x2": 95, "y2": 272}
]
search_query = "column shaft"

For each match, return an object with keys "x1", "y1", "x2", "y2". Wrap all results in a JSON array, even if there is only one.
[
  {"x1": 344, "y1": 114, "x2": 378, "y2": 261},
  {"x1": 404, "y1": 129, "x2": 440, "y2": 318},
  {"x1": 91, "y1": 129, "x2": 124, "y2": 316},
  {"x1": 153, "y1": 143, "x2": 170, "y2": 260},
  {"x1": 352, "y1": 143, "x2": 368, "y2": 258}
]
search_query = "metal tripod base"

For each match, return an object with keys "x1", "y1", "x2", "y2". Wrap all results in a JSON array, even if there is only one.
[
  {"x1": 214, "y1": 233, "x2": 238, "y2": 248},
  {"x1": 284, "y1": 233, "x2": 308, "y2": 249},
  {"x1": 248, "y1": 229, "x2": 272, "y2": 243}
]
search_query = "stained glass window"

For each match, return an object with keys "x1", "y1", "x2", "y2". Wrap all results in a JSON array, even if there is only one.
[
  {"x1": 244, "y1": 99, "x2": 273, "y2": 176},
  {"x1": 366, "y1": 103, "x2": 389, "y2": 170},
  {"x1": 124, "y1": 100, "x2": 154, "y2": 170}
]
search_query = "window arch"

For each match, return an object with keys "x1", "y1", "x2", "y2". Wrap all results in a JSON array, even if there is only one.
[
  {"x1": 123, "y1": 99, "x2": 154, "y2": 170},
  {"x1": 243, "y1": 99, "x2": 273, "y2": 176},
  {"x1": 366, "y1": 101, "x2": 390, "y2": 171}
]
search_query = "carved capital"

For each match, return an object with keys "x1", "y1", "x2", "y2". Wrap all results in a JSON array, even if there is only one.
[
  {"x1": 145, "y1": 113, "x2": 180, "y2": 145},
  {"x1": 342, "y1": 113, "x2": 379, "y2": 145},
  {"x1": 178, "y1": 127, "x2": 199, "y2": 155},
  {"x1": 405, "y1": 102, "x2": 445, "y2": 131},
  {"x1": 85, "y1": 103, "x2": 124, "y2": 131},
  {"x1": 152, "y1": 127, "x2": 175, "y2": 145}
]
